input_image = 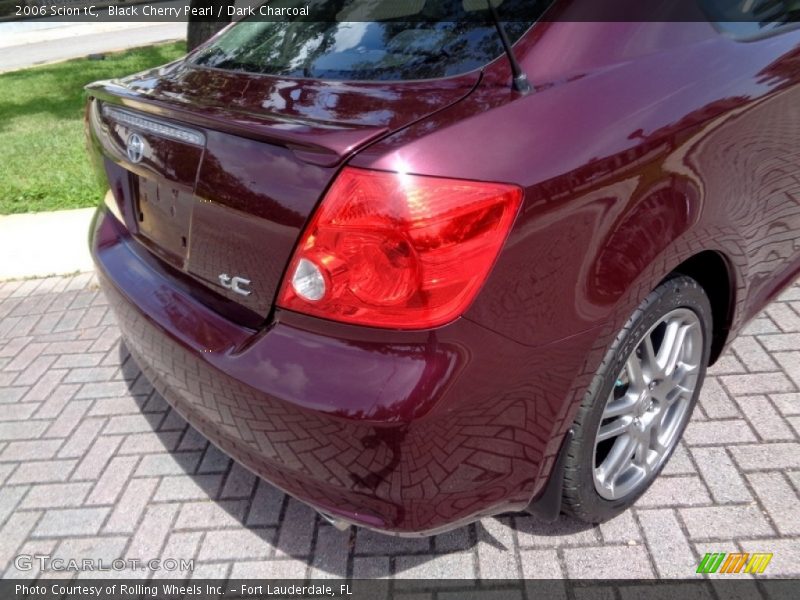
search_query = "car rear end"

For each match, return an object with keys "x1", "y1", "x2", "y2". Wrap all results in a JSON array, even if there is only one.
[{"x1": 86, "y1": 1, "x2": 561, "y2": 534}]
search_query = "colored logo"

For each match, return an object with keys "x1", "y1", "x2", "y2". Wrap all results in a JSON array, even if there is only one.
[{"x1": 697, "y1": 552, "x2": 772, "y2": 574}]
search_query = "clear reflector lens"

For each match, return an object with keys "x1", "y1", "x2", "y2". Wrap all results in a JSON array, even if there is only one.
[{"x1": 291, "y1": 258, "x2": 326, "y2": 301}]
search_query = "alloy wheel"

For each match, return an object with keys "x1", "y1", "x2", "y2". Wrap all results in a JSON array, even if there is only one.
[{"x1": 592, "y1": 308, "x2": 703, "y2": 500}]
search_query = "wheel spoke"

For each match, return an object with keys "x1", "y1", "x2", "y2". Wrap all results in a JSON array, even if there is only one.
[
  {"x1": 632, "y1": 430, "x2": 653, "y2": 475},
  {"x1": 660, "y1": 320, "x2": 696, "y2": 378},
  {"x1": 597, "y1": 416, "x2": 632, "y2": 442},
  {"x1": 640, "y1": 336, "x2": 657, "y2": 377},
  {"x1": 653, "y1": 398, "x2": 687, "y2": 454},
  {"x1": 625, "y1": 354, "x2": 646, "y2": 388},
  {"x1": 674, "y1": 363, "x2": 698, "y2": 384},
  {"x1": 651, "y1": 430, "x2": 669, "y2": 455},
  {"x1": 653, "y1": 321, "x2": 677, "y2": 373},
  {"x1": 653, "y1": 406, "x2": 670, "y2": 435},
  {"x1": 601, "y1": 434, "x2": 636, "y2": 485},
  {"x1": 603, "y1": 389, "x2": 638, "y2": 419},
  {"x1": 665, "y1": 382, "x2": 692, "y2": 406}
]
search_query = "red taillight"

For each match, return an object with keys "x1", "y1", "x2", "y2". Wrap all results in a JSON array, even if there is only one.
[{"x1": 277, "y1": 167, "x2": 523, "y2": 329}]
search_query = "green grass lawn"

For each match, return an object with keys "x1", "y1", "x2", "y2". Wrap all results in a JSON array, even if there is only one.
[{"x1": 0, "y1": 42, "x2": 186, "y2": 215}]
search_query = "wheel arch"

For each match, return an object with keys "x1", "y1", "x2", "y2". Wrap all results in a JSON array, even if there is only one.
[{"x1": 663, "y1": 250, "x2": 736, "y2": 364}]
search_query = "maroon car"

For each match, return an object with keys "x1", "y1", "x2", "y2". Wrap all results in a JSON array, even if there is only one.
[{"x1": 85, "y1": 0, "x2": 800, "y2": 534}]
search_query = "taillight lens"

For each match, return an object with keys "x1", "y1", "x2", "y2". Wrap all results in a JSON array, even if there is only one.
[{"x1": 277, "y1": 167, "x2": 523, "y2": 329}]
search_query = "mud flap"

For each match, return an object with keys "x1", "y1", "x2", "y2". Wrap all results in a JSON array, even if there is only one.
[{"x1": 525, "y1": 429, "x2": 574, "y2": 522}]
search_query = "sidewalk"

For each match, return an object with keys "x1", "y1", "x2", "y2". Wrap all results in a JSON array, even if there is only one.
[
  {"x1": 0, "y1": 21, "x2": 186, "y2": 73},
  {"x1": 0, "y1": 208, "x2": 96, "y2": 281},
  {"x1": 0, "y1": 22, "x2": 170, "y2": 49},
  {"x1": 0, "y1": 273, "x2": 798, "y2": 579}
]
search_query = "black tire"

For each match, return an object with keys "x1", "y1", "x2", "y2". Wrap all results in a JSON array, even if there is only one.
[{"x1": 561, "y1": 275, "x2": 712, "y2": 523}]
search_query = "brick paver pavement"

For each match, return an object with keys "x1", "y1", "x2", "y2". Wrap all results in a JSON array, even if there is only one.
[{"x1": 0, "y1": 274, "x2": 799, "y2": 580}]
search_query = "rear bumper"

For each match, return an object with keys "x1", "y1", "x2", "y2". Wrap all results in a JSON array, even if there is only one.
[{"x1": 90, "y1": 207, "x2": 592, "y2": 534}]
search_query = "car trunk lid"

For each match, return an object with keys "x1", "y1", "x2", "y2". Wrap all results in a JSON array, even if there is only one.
[{"x1": 86, "y1": 62, "x2": 479, "y2": 324}]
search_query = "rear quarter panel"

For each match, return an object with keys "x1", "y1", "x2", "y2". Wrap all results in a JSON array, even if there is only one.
[
  {"x1": 350, "y1": 21, "x2": 800, "y2": 473},
  {"x1": 351, "y1": 21, "x2": 800, "y2": 352}
]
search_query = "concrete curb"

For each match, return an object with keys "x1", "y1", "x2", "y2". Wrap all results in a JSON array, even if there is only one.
[{"x1": 0, "y1": 207, "x2": 96, "y2": 281}]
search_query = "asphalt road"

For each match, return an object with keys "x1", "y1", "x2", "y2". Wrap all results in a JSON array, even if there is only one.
[{"x1": 0, "y1": 21, "x2": 187, "y2": 73}]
